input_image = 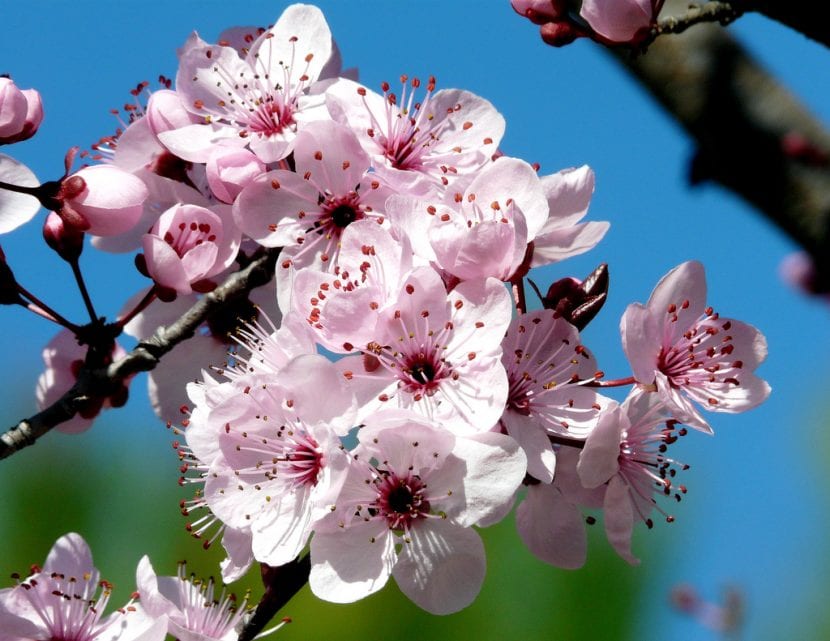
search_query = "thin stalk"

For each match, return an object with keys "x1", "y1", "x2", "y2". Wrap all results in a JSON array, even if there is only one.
[{"x1": 68, "y1": 257, "x2": 98, "y2": 323}]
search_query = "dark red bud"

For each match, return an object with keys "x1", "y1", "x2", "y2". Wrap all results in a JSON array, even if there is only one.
[
  {"x1": 43, "y1": 212, "x2": 84, "y2": 261},
  {"x1": 531, "y1": 263, "x2": 609, "y2": 330},
  {"x1": 540, "y1": 19, "x2": 585, "y2": 47}
]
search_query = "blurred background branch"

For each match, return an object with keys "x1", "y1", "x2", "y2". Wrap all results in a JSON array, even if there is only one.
[{"x1": 613, "y1": 14, "x2": 830, "y2": 289}]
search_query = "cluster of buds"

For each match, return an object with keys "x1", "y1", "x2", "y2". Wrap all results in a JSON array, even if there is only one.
[{"x1": 511, "y1": 0, "x2": 664, "y2": 46}]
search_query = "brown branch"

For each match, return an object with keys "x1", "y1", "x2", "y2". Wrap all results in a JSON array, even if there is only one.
[
  {"x1": 0, "y1": 247, "x2": 280, "y2": 461},
  {"x1": 655, "y1": 2, "x2": 744, "y2": 39},
  {"x1": 610, "y1": 24, "x2": 830, "y2": 287},
  {"x1": 738, "y1": 0, "x2": 830, "y2": 50},
  {"x1": 238, "y1": 557, "x2": 310, "y2": 641}
]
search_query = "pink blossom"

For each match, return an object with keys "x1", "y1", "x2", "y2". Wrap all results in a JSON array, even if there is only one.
[
  {"x1": 0, "y1": 153, "x2": 40, "y2": 234},
  {"x1": 337, "y1": 268, "x2": 512, "y2": 435},
  {"x1": 160, "y1": 4, "x2": 335, "y2": 163},
  {"x1": 0, "y1": 533, "x2": 167, "y2": 641},
  {"x1": 500, "y1": 310, "x2": 607, "y2": 483},
  {"x1": 580, "y1": 0, "x2": 662, "y2": 44},
  {"x1": 291, "y1": 219, "x2": 412, "y2": 352},
  {"x1": 36, "y1": 330, "x2": 129, "y2": 434},
  {"x1": 401, "y1": 156, "x2": 548, "y2": 282},
  {"x1": 576, "y1": 392, "x2": 688, "y2": 564},
  {"x1": 142, "y1": 203, "x2": 241, "y2": 295},
  {"x1": 194, "y1": 355, "x2": 356, "y2": 568},
  {"x1": 620, "y1": 260, "x2": 771, "y2": 433},
  {"x1": 309, "y1": 412, "x2": 526, "y2": 613},
  {"x1": 136, "y1": 558, "x2": 257, "y2": 641},
  {"x1": 232, "y1": 119, "x2": 391, "y2": 264},
  {"x1": 64, "y1": 165, "x2": 149, "y2": 236},
  {"x1": 0, "y1": 77, "x2": 42, "y2": 144},
  {"x1": 326, "y1": 76, "x2": 505, "y2": 196},
  {"x1": 205, "y1": 146, "x2": 266, "y2": 204}
]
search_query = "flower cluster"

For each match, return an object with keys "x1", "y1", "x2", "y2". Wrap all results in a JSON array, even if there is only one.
[
  {"x1": 0, "y1": 1, "x2": 770, "y2": 630},
  {"x1": 0, "y1": 533, "x2": 279, "y2": 641}
]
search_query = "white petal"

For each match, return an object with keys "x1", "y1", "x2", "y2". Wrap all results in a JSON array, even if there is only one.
[
  {"x1": 309, "y1": 523, "x2": 394, "y2": 603},
  {"x1": 393, "y1": 519, "x2": 485, "y2": 615}
]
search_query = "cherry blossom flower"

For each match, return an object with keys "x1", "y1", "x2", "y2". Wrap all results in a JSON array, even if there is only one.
[
  {"x1": 309, "y1": 412, "x2": 526, "y2": 614},
  {"x1": 36, "y1": 329, "x2": 129, "y2": 434},
  {"x1": 142, "y1": 203, "x2": 241, "y2": 295},
  {"x1": 159, "y1": 4, "x2": 335, "y2": 163},
  {"x1": 326, "y1": 76, "x2": 505, "y2": 196},
  {"x1": 136, "y1": 558, "x2": 262, "y2": 641},
  {"x1": 500, "y1": 309, "x2": 607, "y2": 483},
  {"x1": 206, "y1": 146, "x2": 265, "y2": 204},
  {"x1": 0, "y1": 77, "x2": 42, "y2": 144},
  {"x1": 290, "y1": 219, "x2": 412, "y2": 352},
  {"x1": 337, "y1": 268, "x2": 512, "y2": 435},
  {"x1": 576, "y1": 392, "x2": 689, "y2": 564},
  {"x1": 390, "y1": 156, "x2": 548, "y2": 282},
  {"x1": 0, "y1": 533, "x2": 167, "y2": 641},
  {"x1": 194, "y1": 355, "x2": 356, "y2": 568},
  {"x1": 232, "y1": 119, "x2": 392, "y2": 272},
  {"x1": 620, "y1": 260, "x2": 771, "y2": 433}
]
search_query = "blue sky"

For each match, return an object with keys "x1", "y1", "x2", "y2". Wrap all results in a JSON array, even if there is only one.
[{"x1": 1, "y1": 3, "x2": 829, "y2": 640}]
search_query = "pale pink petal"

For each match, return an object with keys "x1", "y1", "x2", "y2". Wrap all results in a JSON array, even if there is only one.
[
  {"x1": 441, "y1": 431, "x2": 526, "y2": 527},
  {"x1": 516, "y1": 482, "x2": 587, "y2": 569},
  {"x1": 293, "y1": 119, "x2": 370, "y2": 196},
  {"x1": 220, "y1": 527, "x2": 254, "y2": 583},
  {"x1": 0, "y1": 153, "x2": 39, "y2": 234},
  {"x1": 70, "y1": 165, "x2": 148, "y2": 237},
  {"x1": 580, "y1": 0, "x2": 656, "y2": 42},
  {"x1": 603, "y1": 475, "x2": 639, "y2": 564},
  {"x1": 393, "y1": 519, "x2": 485, "y2": 615},
  {"x1": 620, "y1": 302, "x2": 661, "y2": 383},
  {"x1": 531, "y1": 220, "x2": 609, "y2": 267},
  {"x1": 647, "y1": 260, "x2": 707, "y2": 335},
  {"x1": 540, "y1": 165, "x2": 594, "y2": 228},
  {"x1": 43, "y1": 532, "x2": 95, "y2": 578},
  {"x1": 502, "y1": 412, "x2": 555, "y2": 483},
  {"x1": 309, "y1": 523, "x2": 395, "y2": 603},
  {"x1": 577, "y1": 404, "x2": 623, "y2": 488}
]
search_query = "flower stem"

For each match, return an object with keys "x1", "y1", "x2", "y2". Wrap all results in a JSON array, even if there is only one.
[
  {"x1": 116, "y1": 286, "x2": 157, "y2": 328},
  {"x1": 0, "y1": 180, "x2": 41, "y2": 197},
  {"x1": 68, "y1": 257, "x2": 98, "y2": 324},
  {"x1": 16, "y1": 284, "x2": 80, "y2": 332},
  {"x1": 238, "y1": 556, "x2": 310, "y2": 641}
]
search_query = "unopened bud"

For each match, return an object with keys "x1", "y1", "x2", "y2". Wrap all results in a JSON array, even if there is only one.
[
  {"x1": 540, "y1": 19, "x2": 585, "y2": 47},
  {"x1": 43, "y1": 211, "x2": 84, "y2": 261},
  {"x1": 532, "y1": 263, "x2": 608, "y2": 329},
  {"x1": 0, "y1": 78, "x2": 43, "y2": 145}
]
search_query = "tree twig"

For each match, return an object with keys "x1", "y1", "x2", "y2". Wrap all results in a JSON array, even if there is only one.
[
  {"x1": 611, "y1": 24, "x2": 830, "y2": 287},
  {"x1": 0, "y1": 247, "x2": 280, "y2": 461}
]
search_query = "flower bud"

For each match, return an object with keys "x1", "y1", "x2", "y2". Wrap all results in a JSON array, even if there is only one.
[
  {"x1": 206, "y1": 146, "x2": 266, "y2": 204},
  {"x1": 0, "y1": 78, "x2": 43, "y2": 144},
  {"x1": 580, "y1": 0, "x2": 662, "y2": 45},
  {"x1": 61, "y1": 165, "x2": 148, "y2": 236},
  {"x1": 532, "y1": 263, "x2": 608, "y2": 329},
  {"x1": 43, "y1": 211, "x2": 84, "y2": 262},
  {"x1": 540, "y1": 20, "x2": 585, "y2": 47}
]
